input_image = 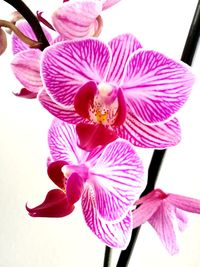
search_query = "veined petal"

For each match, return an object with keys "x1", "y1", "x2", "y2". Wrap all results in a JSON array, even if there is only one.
[
  {"x1": 41, "y1": 39, "x2": 111, "y2": 106},
  {"x1": 135, "y1": 188, "x2": 168, "y2": 205},
  {"x1": 106, "y1": 34, "x2": 142, "y2": 85},
  {"x1": 167, "y1": 194, "x2": 200, "y2": 214},
  {"x1": 48, "y1": 119, "x2": 89, "y2": 164},
  {"x1": 38, "y1": 89, "x2": 84, "y2": 124},
  {"x1": 82, "y1": 186, "x2": 132, "y2": 248},
  {"x1": 174, "y1": 208, "x2": 188, "y2": 232},
  {"x1": 132, "y1": 199, "x2": 162, "y2": 228},
  {"x1": 26, "y1": 189, "x2": 74, "y2": 217},
  {"x1": 11, "y1": 49, "x2": 42, "y2": 93},
  {"x1": 86, "y1": 146, "x2": 105, "y2": 167},
  {"x1": 148, "y1": 202, "x2": 179, "y2": 255},
  {"x1": 90, "y1": 139, "x2": 144, "y2": 221},
  {"x1": 102, "y1": 0, "x2": 121, "y2": 10},
  {"x1": 116, "y1": 110, "x2": 181, "y2": 148},
  {"x1": 52, "y1": 1, "x2": 102, "y2": 39},
  {"x1": 67, "y1": 173, "x2": 84, "y2": 205},
  {"x1": 122, "y1": 50, "x2": 195, "y2": 123},
  {"x1": 12, "y1": 20, "x2": 52, "y2": 54},
  {"x1": 51, "y1": 35, "x2": 68, "y2": 45}
]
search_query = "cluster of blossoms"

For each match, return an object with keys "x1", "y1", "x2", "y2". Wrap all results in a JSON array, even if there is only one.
[{"x1": 1, "y1": 0, "x2": 200, "y2": 253}]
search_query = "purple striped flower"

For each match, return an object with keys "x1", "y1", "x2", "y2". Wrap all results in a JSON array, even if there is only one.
[
  {"x1": 132, "y1": 189, "x2": 200, "y2": 254},
  {"x1": 39, "y1": 33, "x2": 195, "y2": 150},
  {"x1": 26, "y1": 119, "x2": 145, "y2": 248}
]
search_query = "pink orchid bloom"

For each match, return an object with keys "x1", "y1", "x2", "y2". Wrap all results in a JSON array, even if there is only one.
[
  {"x1": 39, "y1": 33, "x2": 194, "y2": 150},
  {"x1": 26, "y1": 119, "x2": 145, "y2": 248},
  {"x1": 52, "y1": 0, "x2": 121, "y2": 39},
  {"x1": 11, "y1": 20, "x2": 52, "y2": 98},
  {"x1": 132, "y1": 189, "x2": 200, "y2": 255}
]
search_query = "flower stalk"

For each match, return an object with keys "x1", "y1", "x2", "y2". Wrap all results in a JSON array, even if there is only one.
[
  {"x1": 113, "y1": 1, "x2": 200, "y2": 266},
  {"x1": 3, "y1": 0, "x2": 49, "y2": 50},
  {"x1": 0, "y1": 19, "x2": 41, "y2": 48}
]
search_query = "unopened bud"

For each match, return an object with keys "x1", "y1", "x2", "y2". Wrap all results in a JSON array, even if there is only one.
[
  {"x1": 10, "y1": 11, "x2": 23, "y2": 24},
  {"x1": 6, "y1": 11, "x2": 23, "y2": 34}
]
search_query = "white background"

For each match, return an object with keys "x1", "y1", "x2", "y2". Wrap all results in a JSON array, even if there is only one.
[{"x1": 1, "y1": 0, "x2": 200, "y2": 266}]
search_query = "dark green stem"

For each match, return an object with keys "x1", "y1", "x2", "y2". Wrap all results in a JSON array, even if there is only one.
[
  {"x1": 104, "y1": 0, "x2": 200, "y2": 266},
  {"x1": 103, "y1": 246, "x2": 112, "y2": 267},
  {"x1": 3, "y1": 0, "x2": 49, "y2": 50}
]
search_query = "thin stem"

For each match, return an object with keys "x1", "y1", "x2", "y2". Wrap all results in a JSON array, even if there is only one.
[
  {"x1": 114, "y1": 0, "x2": 200, "y2": 266},
  {"x1": 103, "y1": 246, "x2": 112, "y2": 267},
  {"x1": 0, "y1": 19, "x2": 41, "y2": 48},
  {"x1": 3, "y1": 0, "x2": 49, "y2": 50}
]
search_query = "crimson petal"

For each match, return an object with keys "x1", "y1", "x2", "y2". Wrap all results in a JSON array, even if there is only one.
[
  {"x1": 74, "y1": 81, "x2": 97, "y2": 119},
  {"x1": 13, "y1": 88, "x2": 37, "y2": 99},
  {"x1": 47, "y1": 161, "x2": 67, "y2": 190},
  {"x1": 113, "y1": 88, "x2": 126, "y2": 126},
  {"x1": 67, "y1": 173, "x2": 84, "y2": 205},
  {"x1": 26, "y1": 189, "x2": 74, "y2": 218},
  {"x1": 76, "y1": 123, "x2": 117, "y2": 151}
]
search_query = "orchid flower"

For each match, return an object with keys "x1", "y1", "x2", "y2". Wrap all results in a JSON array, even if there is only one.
[
  {"x1": 11, "y1": 20, "x2": 52, "y2": 98},
  {"x1": 26, "y1": 119, "x2": 145, "y2": 248},
  {"x1": 52, "y1": 0, "x2": 121, "y2": 39},
  {"x1": 132, "y1": 189, "x2": 200, "y2": 255},
  {"x1": 39, "y1": 33, "x2": 194, "y2": 150}
]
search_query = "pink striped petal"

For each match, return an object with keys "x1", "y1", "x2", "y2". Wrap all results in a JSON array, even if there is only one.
[
  {"x1": 102, "y1": 0, "x2": 121, "y2": 10},
  {"x1": 51, "y1": 35, "x2": 68, "y2": 45},
  {"x1": 106, "y1": 34, "x2": 142, "y2": 85},
  {"x1": 167, "y1": 194, "x2": 200, "y2": 213},
  {"x1": 132, "y1": 199, "x2": 162, "y2": 228},
  {"x1": 38, "y1": 89, "x2": 83, "y2": 124},
  {"x1": 52, "y1": 1, "x2": 102, "y2": 39},
  {"x1": 174, "y1": 208, "x2": 188, "y2": 232},
  {"x1": 116, "y1": 110, "x2": 181, "y2": 148},
  {"x1": 148, "y1": 202, "x2": 179, "y2": 255},
  {"x1": 90, "y1": 139, "x2": 144, "y2": 221},
  {"x1": 86, "y1": 146, "x2": 104, "y2": 167},
  {"x1": 82, "y1": 187, "x2": 132, "y2": 248},
  {"x1": 11, "y1": 49, "x2": 42, "y2": 93},
  {"x1": 48, "y1": 119, "x2": 89, "y2": 164},
  {"x1": 122, "y1": 50, "x2": 195, "y2": 123},
  {"x1": 12, "y1": 20, "x2": 52, "y2": 54},
  {"x1": 41, "y1": 39, "x2": 111, "y2": 106},
  {"x1": 26, "y1": 189, "x2": 74, "y2": 218},
  {"x1": 67, "y1": 173, "x2": 84, "y2": 205}
]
